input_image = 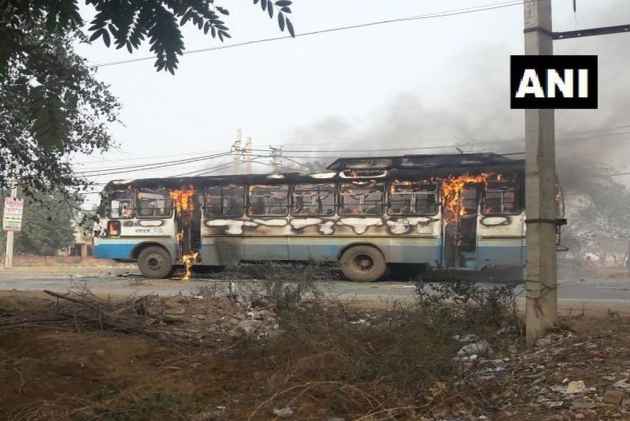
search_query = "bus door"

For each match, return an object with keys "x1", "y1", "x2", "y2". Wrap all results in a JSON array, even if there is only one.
[
  {"x1": 442, "y1": 184, "x2": 480, "y2": 269},
  {"x1": 170, "y1": 187, "x2": 201, "y2": 261}
]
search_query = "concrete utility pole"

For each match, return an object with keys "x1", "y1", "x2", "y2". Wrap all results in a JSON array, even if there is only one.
[
  {"x1": 270, "y1": 146, "x2": 282, "y2": 174},
  {"x1": 232, "y1": 129, "x2": 242, "y2": 175},
  {"x1": 4, "y1": 181, "x2": 18, "y2": 268},
  {"x1": 244, "y1": 137, "x2": 253, "y2": 174},
  {"x1": 524, "y1": 0, "x2": 558, "y2": 345}
]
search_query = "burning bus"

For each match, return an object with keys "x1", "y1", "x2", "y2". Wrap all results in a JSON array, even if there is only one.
[{"x1": 93, "y1": 153, "x2": 530, "y2": 282}]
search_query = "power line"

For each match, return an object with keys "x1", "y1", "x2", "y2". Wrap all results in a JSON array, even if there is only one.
[
  {"x1": 71, "y1": 120, "x2": 630, "y2": 175},
  {"x1": 94, "y1": 0, "x2": 526, "y2": 69},
  {"x1": 77, "y1": 151, "x2": 230, "y2": 174},
  {"x1": 79, "y1": 152, "x2": 232, "y2": 177},
  {"x1": 171, "y1": 160, "x2": 234, "y2": 177},
  {"x1": 74, "y1": 148, "x2": 228, "y2": 168}
]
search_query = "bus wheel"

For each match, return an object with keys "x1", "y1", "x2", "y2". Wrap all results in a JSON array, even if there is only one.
[
  {"x1": 138, "y1": 246, "x2": 173, "y2": 279},
  {"x1": 340, "y1": 245, "x2": 386, "y2": 282}
]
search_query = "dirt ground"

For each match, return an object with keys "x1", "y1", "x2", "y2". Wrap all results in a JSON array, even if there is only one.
[{"x1": 2, "y1": 289, "x2": 630, "y2": 421}]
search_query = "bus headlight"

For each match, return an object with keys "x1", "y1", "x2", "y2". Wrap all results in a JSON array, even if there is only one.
[{"x1": 107, "y1": 221, "x2": 121, "y2": 237}]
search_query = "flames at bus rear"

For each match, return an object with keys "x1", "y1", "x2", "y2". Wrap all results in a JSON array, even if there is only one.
[{"x1": 441, "y1": 173, "x2": 492, "y2": 225}]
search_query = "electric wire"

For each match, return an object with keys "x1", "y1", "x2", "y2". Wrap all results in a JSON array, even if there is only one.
[
  {"x1": 94, "y1": 0, "x2": 527, "y2": 69},
  {"x1": 79, "y1": 152, "x2": 232, "y2": 177}
]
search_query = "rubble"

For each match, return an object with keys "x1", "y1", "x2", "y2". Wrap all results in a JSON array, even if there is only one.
[
  {"x1": 446, "y1": 321, "x2": 630, "y2": 421},
  {"x1": 457, "y1": 339, "x2": 492, "y2": 357},
  {"x1": 604, "y1": 390, "x2": 625, "y2": 405},
  {"x1": 272, "y1": 407, "x2": 294, "y2": 418},
  {"x1": 566, "y1": 380, "x2": 587, "y2": 394},
  {"x1": 40, "y1": 288, "x2": 281, "y2": 347}
]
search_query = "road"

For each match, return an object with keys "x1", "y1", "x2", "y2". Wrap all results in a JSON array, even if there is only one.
[{"x1": 1, "y1": 265, "x2": 630, "y2": 313}]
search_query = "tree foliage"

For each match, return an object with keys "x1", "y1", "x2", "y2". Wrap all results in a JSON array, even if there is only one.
[
  {"x1": 1, "y1": 0, "x2": 297, "y2": 75},
  {"x1": 0, "y1": 191, "x2": 79, "y2": 256},
  {"x1": 0, "y1": 25, "x2": 120, "y2": 194},
  {"x1": 0, "y1": 1, "x2": 297, "y2": 194}
]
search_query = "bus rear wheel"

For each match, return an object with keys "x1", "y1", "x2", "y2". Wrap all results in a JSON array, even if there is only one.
[
  {"x1": 138, "y1": 246, "x2": 173, "y2": 279},
  {"x1": 340, "y1": 245, "x2": 386, "y2": 282}
]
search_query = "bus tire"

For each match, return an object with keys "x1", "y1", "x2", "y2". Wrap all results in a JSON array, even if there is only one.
[
  {"x1": 138, "y1": 246, "x2": 173, "y2": 279},
  {"x1": 340, "y1": 245, "x2": 386, "y2": 282}
]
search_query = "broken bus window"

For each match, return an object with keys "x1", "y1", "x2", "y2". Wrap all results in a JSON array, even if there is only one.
[
  {"x1": 204, "y1": 185, "x2": 245, "y2": 218},
  {"x1": 292, "y1": 183, "x2": 336, "y2": 217},
  {"x1": 339, "y1": 181, "x2": 384, "y2": 216},
  {"x1": 388, "y1": 180, "x2": 438, "y2": 216},
  {"x1": 109, "y1": 191, "x2": 135, "y2": 219},
  {"x1": 248, "y1": 184, "x2": 289, "y2": 217},
  {"x1": 137, "y1": 190, "x2": 171, "y2": 217},
  {"x1": 482, "y1": 174, "x2": 521, "y2": 215}
]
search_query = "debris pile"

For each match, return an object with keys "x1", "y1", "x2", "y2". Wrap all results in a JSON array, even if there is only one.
[
  {"x1": 39, "y1": 288, "x2": 280, "y2": 347},
  {"x1": 446, "y1": 327, "x2": 630, "y2": 420}
]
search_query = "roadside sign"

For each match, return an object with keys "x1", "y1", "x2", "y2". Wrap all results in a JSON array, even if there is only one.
[{"x1": 3, "y1": 197, "x2": 24, "y2": 231}]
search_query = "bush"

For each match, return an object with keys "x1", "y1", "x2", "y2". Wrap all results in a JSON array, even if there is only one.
[{"x1": 241, "y1": 280, "x2": 522, "y2": 419}]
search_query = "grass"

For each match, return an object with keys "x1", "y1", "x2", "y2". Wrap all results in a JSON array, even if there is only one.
[{"x1": 0, "y1": 266, "x2": 525, "y2": 421}]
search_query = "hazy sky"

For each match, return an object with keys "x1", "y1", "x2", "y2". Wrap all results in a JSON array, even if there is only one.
[{"x1": 73, "y1": 0, "x2": 630, "y2": 190}]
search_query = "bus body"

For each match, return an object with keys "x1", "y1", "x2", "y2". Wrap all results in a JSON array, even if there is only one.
[{"x1": 93, "y1": 153, "x2": 526, "y2": 282}]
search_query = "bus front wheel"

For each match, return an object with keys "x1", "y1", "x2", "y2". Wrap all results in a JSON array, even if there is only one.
[
  {"x1": 340, "y1": 245, "x2": 386, "y2": 282},
  {"x1": 138, "y1": 246, "x2": 173, "y2": 279}
]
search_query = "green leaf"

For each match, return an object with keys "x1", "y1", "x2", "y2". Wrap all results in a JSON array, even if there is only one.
[
  {"x1": 102, "y1": 30, "x2": 111, "y2": 47},
  {"x1": 88, "y1": 29, "x2": 103, "y2": 42},
  {"x1": 278, "y1": 13, "x2": 285, "y2": 31},
  {"x1": 286, "y1": 17, "x2": 295, "y2": 37}
]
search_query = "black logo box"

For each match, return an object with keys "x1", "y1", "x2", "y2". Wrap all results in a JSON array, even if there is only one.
[{"x1": 510, "y1": 55, "x2": 598, "y2": 109}]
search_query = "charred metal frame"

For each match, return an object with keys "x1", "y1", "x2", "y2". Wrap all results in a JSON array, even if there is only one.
[{"x1": 102, "y1": 153, "x2": 526, "y2": 220}]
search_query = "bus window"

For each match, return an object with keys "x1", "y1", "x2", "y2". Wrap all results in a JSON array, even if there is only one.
[
  {"x1": 483, "y1": 175, "x2": 520, "y2": 215},
  {"x1": 137, "y1": 190, "x2": 171, "y2": 218},
  {"x1": 248, "y1": 185, "x2": 289, "y2": 217},
  {"x1": 109, "y1": 191, "x2": 134, "y2": 219},
  {"x1": 205, "y1": 185, "x2": 244, "y2": 218},
  {"x1": 388, "y1": 180, "x2": 438, "y2": 216},
  {"x1": 292, "y1": 183, "x2": 336, "y2": 217},
  {"x1": 339, "y1": 182, "x2": 384, "y2": 216},
  {"x1": 205, "y1": 186, "x2": 222, "y2": 217}
]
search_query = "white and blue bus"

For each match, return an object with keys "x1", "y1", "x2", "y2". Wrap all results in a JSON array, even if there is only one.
[{"x1": 93, "y1": 153, "x2": 528, "y2": 282}]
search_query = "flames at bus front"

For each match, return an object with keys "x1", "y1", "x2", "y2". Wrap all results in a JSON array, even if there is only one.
[
  {"x1": 170, "y1": 187, "x2": 198, "y2": 281},
  {"x1": 441, "y1": 173, "x2": 492, "y2": 225},
  {"x1": 170, "y1": 189, "x2": 194, "y2": 213}
]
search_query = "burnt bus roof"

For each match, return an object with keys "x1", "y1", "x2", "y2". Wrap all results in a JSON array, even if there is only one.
[
  {"x1": 103, "y1": 153, "x2": 524, "y2": 191},
  {"x1": 326, "y1": 153, "x2": 522, "y2": 171}
]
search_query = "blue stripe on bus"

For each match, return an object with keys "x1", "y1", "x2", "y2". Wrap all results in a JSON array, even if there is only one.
[
  {"x1": 237, "y1": 242, "x2": 441, "y2": 264},
  {"x1": 94, "y1": 243, "x2": 136, "y2": 260}
]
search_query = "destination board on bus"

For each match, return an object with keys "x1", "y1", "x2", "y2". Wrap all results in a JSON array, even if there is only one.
[{"x1": 2, "y1": 197, "x2": 24, "y2": 231}]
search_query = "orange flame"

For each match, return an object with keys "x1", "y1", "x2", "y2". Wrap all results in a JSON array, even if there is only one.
[
  {"x1": 441, "y1": 173, "x2": 492, "y2": 225},
  {"x1": 170, "y1": 186, "x2": 198, "y2": 281},
  {"x1": 182, "y1": 251, "x2": 199, "y2": 281},
  {"x1": 170, "y1": 187, "x2": 195, "y2": 213}
]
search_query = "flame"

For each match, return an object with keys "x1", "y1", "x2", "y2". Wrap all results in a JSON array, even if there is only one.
[
  {"x1": 170, "y1": 186, "x2": 198, "y2": 281},
  {"x1": 441, "y1": 173, "x2": 492, "y2": 225},
  {"x1": 170, "y1": 187, "x2": 195, "y2": 213},
  {"x1": 182, "y1": 251, "x2": 199, "y2": 281}
]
